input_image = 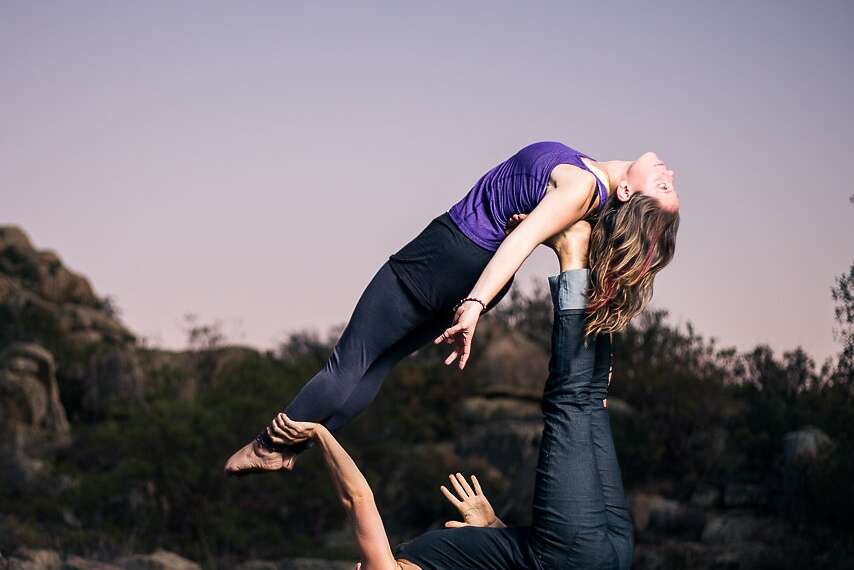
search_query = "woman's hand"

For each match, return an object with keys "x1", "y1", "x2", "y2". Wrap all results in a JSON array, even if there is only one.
[
  {"x1": 508, "y1": 212, "x2": 579, "y2": 253},
  {"x1": 434, "y1": 302, "x2": 482, "y2": 370},
  {"x1": 440, "y1": 473, "x2": 498, "y2": 528},
  {"x1": 504, "y1": 213, "x2": 527, "y2": 236},
  {"x1": 508, "y1": 212, "x2": 583, "y2": 254},
  {"x1": 266, "y1": 412, "x2": 322, "y2": 445}
]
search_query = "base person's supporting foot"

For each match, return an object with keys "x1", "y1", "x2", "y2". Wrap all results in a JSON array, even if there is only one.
[
  {"x1": 224, "y1": 438, "x2": 297, "y2": 475},
  {"x1": 547, "y1": 219, "x2": 592, "y2": 271}
]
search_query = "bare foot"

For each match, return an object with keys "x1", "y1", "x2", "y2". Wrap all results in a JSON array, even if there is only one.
[
  {"x1": 224, "y1": 438, "x2": 298, "y2": 476},
  {"x1": 548, "y1": 220, "x2": 592, "y2": 270}
]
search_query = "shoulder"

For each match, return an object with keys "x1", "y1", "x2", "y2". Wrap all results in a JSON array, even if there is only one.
[{"x1": 549, "y1": 163, "x2": 596, "y2": 190}]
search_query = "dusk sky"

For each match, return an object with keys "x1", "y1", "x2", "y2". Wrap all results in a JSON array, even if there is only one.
[{"x1": 3, "y1": 1, "x2": 852, "y2": 366}]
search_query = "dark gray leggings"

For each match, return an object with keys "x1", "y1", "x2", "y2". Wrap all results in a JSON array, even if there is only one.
[
  {"x1": 392, "y1": 270, "x2": 634, "y2": 569},
  {"x1": 258, "y1": 262, "x2": 452, "y2": 449}
]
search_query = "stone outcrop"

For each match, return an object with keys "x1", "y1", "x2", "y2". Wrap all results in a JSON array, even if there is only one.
[
  {"x1": 0, "y1": 227, "x2": 99, "y2": 307},
  {"x1": 629, "y1": 492, "x2": 706, "y2": 538},
  {"x1": 233, "y1": 560, "x2": 355, "y2": 570},
  {"x1": 3, "y1": 548, "x2": 62, "y2": 570},
  {"x1": 782, "y1": 426, "x2": 833, "y2": 465},
  {"x1": 450, "y1": 322, "x2": 548, "y2": 522},
  {"x1": 114, "y1": 550, "x2": 201, "y2": 570},
  {"x1": 62, "y1": 556, "x2": 123, "y2": 570},
  {"x1": 467, "y1": 325, "x2": 548, "y2": 399},
  {"x1": 0, "y1": 225, "x2": 144, "y2": 415},
  {"x1": 0, "y1": 343, "x2": 70, "y2": 478}
]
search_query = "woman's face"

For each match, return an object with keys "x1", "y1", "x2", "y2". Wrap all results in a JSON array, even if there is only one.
[{"x1": 624, "y1": 152, "x2": 679, "y2": 212}]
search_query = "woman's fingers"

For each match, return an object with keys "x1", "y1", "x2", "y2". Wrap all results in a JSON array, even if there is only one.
[
  {"x1": 279, "y1": 413, "x2": 301, "y2": 432},
  {"x1": 471, "y1": 474, "x2": 483, "y2": 496},
  {"x1": 434, "y1": 323, "x2": 463, "y2": 345},
  {"x1": 444, "y1": 521, "x2": 469, "y2": 528},
  {"x1": 269, "y1": 423, "x2": 304, "y2": 443},
  {"x1": 281, "y1": 413, "x2": 312, "y2": 437},
  {"x1": 271, "y1": 414, "x2": 308, "y2": 443},
  {"x1": 457, "y1": 332, "x2": 475, "y2": 370},
  {"x1": 449, "y1": 473, "x2": 468, "y2": 499},
  {"x1": 274, "y1": 413, "x2": 299, "y2": 438},
  {"x1": 458, "y1": 340, "x2": 472, "y2": 370},
  {"x1": 440, "y1": 485, "x2": 462, "y2": 507},
  {"x1": 266, "y1": 426, "x2": 286, "y2": 444},
  {"x1": 268, "y1": 424, "x2": 306, "y2": 444},
  {"x1": 444, "y1": 350, "x2": 459, "y2": 366},
  {"x1": 456, "y1": 473, "x2": 475, "y2": 497}
]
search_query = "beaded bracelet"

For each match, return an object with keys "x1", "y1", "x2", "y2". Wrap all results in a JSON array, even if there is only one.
[{"x1": 454, "y1": 297, "x2": 487, "y2": 312}]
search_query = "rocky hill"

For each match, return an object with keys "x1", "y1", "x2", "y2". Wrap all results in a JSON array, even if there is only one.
[{"x1": 0, "y1": 224, "x2": 849, "y2": 569}]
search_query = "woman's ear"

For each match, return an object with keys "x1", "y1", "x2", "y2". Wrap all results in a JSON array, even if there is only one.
[{"x1": 615, "y1": 182, "x2": 632, "y2": 202}]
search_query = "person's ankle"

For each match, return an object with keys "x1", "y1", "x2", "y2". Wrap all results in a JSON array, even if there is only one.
[{"x1": 557, "y1": 254, "x2": 588, "y2": 272}]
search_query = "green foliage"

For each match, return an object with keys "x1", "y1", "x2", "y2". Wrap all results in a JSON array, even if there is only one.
[{"x1": 2, "y1": 265, "x2": 854, "y2": 565}]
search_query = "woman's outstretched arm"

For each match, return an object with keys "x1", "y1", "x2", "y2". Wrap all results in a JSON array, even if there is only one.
[
  {"x1": 268, "y1": 413, "x2": 400, "y2": 570},
  {"x1": 435, "y1": 166, "x2": 597, "y2": 369}
]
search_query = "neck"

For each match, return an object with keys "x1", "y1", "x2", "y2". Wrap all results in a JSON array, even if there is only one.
[{"x1": 589, "y1": 160, "x2": 632, "y2": 193}]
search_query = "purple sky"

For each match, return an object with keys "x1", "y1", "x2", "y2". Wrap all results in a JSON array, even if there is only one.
[{"x1": 2, "y1": 1, "x2": 852, "y2": 366}]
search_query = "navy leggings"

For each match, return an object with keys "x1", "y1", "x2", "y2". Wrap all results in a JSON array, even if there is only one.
[
  {"x1": 393, "y1": 269, "x2": 634, "y2": 569},
  {"x1": 258, "y1": 259, "x2": 511, "y2": 451}
]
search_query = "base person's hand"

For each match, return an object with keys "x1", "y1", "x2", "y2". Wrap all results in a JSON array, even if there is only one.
[{"x1": 440, "y1": 473, "x2": 498, "y2": 528}]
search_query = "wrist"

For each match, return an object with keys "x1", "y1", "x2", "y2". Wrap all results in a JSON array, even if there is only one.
[
  {"x1": 454, "y1": 297, "x2": 487, "y2": 313},
  {"x1": 313, "y1": 424, "x2": 329, "y2": 443}
]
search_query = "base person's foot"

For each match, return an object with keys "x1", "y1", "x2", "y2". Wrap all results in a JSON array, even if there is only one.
[
  {"x1": 224, "y1": 438, "x2": 297, "y2": 475},
  {"x1": 548, "y1": 220, "x2": 592, "y2": 270}
]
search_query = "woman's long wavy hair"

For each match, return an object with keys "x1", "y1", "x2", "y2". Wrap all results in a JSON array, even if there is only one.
[{"x1": 585, "y1": 192, "x2": 680, "y2": 339}]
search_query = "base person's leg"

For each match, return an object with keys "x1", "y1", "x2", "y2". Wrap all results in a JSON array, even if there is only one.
[
  {"x1": 390, "y1": 269, "x2": 620, "y2": 570},
  {"x1": 528, "y1": 268, "x2": 619, "y2": 569},
  {"x1": 590, "y1": 334, "x2": 635, "y2": 569}
]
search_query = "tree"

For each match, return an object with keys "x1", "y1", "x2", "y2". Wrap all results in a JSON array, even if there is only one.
[{"x1": 830, "y1": 260, "x2": 854, "y2": 385}]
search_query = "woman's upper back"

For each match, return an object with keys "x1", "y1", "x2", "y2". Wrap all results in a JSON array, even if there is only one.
[{"x1": 447, "y1": 141, "x2": 608, "y2": 251}]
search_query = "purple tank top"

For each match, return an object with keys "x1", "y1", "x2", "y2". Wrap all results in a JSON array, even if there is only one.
[{"x1": 447, "y1": 141, "x2": 608, "y2": 251}]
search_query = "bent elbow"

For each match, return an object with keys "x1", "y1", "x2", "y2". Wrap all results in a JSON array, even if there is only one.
[{"x1": 341, "y1": 488, "x2": 375, "y2": 511}]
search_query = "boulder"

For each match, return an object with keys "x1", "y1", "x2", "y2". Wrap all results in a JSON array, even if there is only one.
[
  {"x1": 234, "y1": 563, "x2": 278, "y2": 570},
  {"x1": 454, "y1": 419, "x2": 542, "y2": 522},
  {"x1": 0, "y1": 343, "x2": 70, "y2": 477},
  {"x1": 81, "y1": 347, "x2": 145, "y2": 413},
  {"x1": 0, "y1": 226, "x2": 99, "y2": 307},
  {"x1": 633, "y1": 540, "x2": 786, "y2": 570},
  {"x1": 632, "y1": 541, "x2": 712, "y2": 570},
  {"x1": 467, "y1": 328, "x2": 547, "y2": 399},
  {"x1": 458, "y1": 396, "x2": 541, "y2": 423},
  {"x1": 628, "y1": 493, "x2": 705, "y2": 538},
  {"x1": 235, "y1": 561, "x2": 353, "y2": 570},
  {"x1": 114, "y1": 550, "x2": 200, "y2": 570},
  {"x1": 0, "y1": 225, "x2": 145, "y2": 417},
  {"x1": 603, "y1": 397, "x2": 634, "y2": 417},
  {"x1": 701, "y1": 511, "x2": 792, "y2": 544},
  {"x1": 277, "y1": 559, "x2": 353, "y2": 570},
  {"x1": 782, "y1": 426, "x2": 833, "y2": 466},
  {"x1": 62, "y1": 556, "x2": 123, "y2": 570},
  {"x1": 6, "y1": 549, "x2": 62, "y2": 570}
]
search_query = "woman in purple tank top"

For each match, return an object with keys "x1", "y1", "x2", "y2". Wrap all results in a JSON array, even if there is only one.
[{"x1": 225, "y1": 140, "x2": 680, "y2": 474}]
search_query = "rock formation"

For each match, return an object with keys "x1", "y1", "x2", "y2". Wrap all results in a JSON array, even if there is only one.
[
  {"x1": 0, "y1": 342, "x2": 70, "y2": 479},
  {"x1": 0, "y1": 225, "x2": 144, "y2": 416}
]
